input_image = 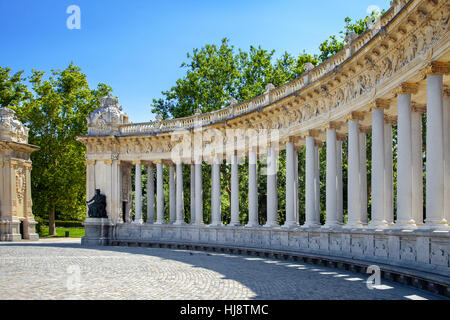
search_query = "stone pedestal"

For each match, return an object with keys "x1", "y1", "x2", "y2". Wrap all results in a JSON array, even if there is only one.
[{"x1": 81, "y1": 218, "x2": 113, "y2": 246}]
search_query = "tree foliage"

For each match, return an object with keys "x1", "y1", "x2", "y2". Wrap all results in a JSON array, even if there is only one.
[{"x1": 1, "y1": 63, "x2": 112, "y2": 234}]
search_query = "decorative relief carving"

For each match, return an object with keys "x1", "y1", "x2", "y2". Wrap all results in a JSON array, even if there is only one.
[{"x1": 15, "y1": 167, "x2": 26, "y2": 203}]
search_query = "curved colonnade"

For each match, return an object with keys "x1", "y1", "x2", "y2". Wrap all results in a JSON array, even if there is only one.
[{"x1": 78, "y1": 0, "x2": 450, "y2": 295}]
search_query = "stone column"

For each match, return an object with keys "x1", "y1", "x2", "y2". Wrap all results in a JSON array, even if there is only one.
[
  {"x1": 247, "y1": 148, "x2": 258, "y2": 227},
  {"x1": 230, "y1": 154, "x2": 240, "y2": 226},
  {"x1": 211, "y1": 157, "x2": 222, "y2": 226},
  {"x1": 424, "y1": 68, "x2": 448, "y2": 228},
  {"x1": 146, "y1": 163, "x2": 155, "y2": 224},
  {"x1": 133, "y1": 161, "x2": 143, "y2": 224},
  {"x1": 285, "y1": 141, "x2": 297, "y2": 228},
  {"x1": 155, "y1": 161, "x2": 165, "y2": 224},
  {"x1": 325, "y1": 127, "x2": 338, "y2": 228},
  {"x1": 369, "y1": 104, "x2": 388, "y2": 228},
  {"x1": 169, "y1": 164, "x2": 176, "y2": 223},
  {"x1": 336, "y1": 137, "x2": 344, "y2": 225},
  {"x1": 359, "y1": 129, "x2": 368, "y2": 225},
  {"x1": 305, "y1": 136, "x2": 320, "y2": 227},
  {"x1": 194, "y1": 160, "x2": 204, "y2": 225},
  {"x1": 384, "y1": 117, "x2": 395, "y2": 225},
  {"x1": 190, "y1": 163, "x2": 195, "y2": 224},
  {"x1": 294, "y1": 148, "x2": 299, "y2": 224},
  {"x1": 314, "y1": 144, "x2": 320, "y2": 222},
  {"x1": 174, "y1": 162, "x2": 185, "y2": 225},
  {"x1": 444, "y1": 88, "x2": 450, "y2": 226},
  {"x1": 265, "y1": 146, "x2": 278, "y2": 227},
  {"x1": 396, "y1": 84, "x2": 416, "y2": 228},
  {"x1": 411, "y1": 105, "x2": 425, "y2": 226},
  {"x1": 346, "y1": 117, "x2": 363, "y2": 228}
]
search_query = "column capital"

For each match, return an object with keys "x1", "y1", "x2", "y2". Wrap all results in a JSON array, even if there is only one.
[
  {"x1": 411, "y1": 103, "x2": 427, "y2": 114},
  {"x1": 422, "y1": 61, "x2": 450, "y2": 76},
  {"x1": 369, "y1": 99, "x2": 391, "y2": 110},
  {"x1": 443, "y1": 86, "x2": 450, "y2": 98},
  {"x1": 0, "y1": 161, "x2": 3, "y2": 168},
  {"x1": 384, "y1": 115, "x2": 398, "y2": 125},
  {"x1": 336, "y1": 133, "x2": 347, "y2": 142},
  {"x1": 104, "y1": 160, "x2": 113, "y2": 165},
  {"x1": 153, "y1": 159, "x2": 164, "y2": 165},
  {"x1": 132, "y1": 160, "x2": 142, "y2": 165},
  {"x1": 323, "y1": 121, "x2": 344, "y2": 130},
  {"x1": 345, "y1": 111, "x2": 365, "y2": 121},
  {"x1": 304, "y1": 129, "x2": 321, "y2": 138},
  {"x1": 359, "y1": 125, "x2": 371, "y2": 135},
  {"x1": 395, "y1": 82, "x2": 419, "y2": 95},
  {"x1": 85, "y1": 160, "x2": 96, "y2": 166}
]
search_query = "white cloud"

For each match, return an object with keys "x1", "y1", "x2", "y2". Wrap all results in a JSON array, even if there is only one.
[{"x1": 366, "y1": 5, "x2": 381, "y2": 15}]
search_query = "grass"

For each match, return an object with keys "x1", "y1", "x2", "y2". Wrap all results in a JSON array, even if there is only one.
[{"x1": 39, "y1": 227, "x2": 85, "y2": 238}]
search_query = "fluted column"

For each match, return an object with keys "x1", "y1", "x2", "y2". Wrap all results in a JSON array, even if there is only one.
[
  {"x1": 146, "y1": 163, "x2": 155, "y2": 224},
  {"x1": 294, "y1": 148, "x2": 299, "y2": 224},
  {"x1": 424, "y1": 69, "x2": 447, "y2": 228},
  {"x1": 174, "y1": 162, "x2": 185, "y2": 225},
  {"x1": 285, "y1": 141, "x2": 297, "y2": 228},
  {"x1": 247, "y1": 148, "x2": 258, "y2": 227},
  {"x1": 411, "y1": 105, "x2": 424, "y2": 226},
  {"x1": 230, "y1": 154, "x2": 240, "y2": 226},
  {"x1": 155, "y1": 161, "x2": 165, "y2": 224},
  {"x1": 133, "y1": 161, "x2": 143, "y2": 224},
  {"x1": 194, "y1": 160, "x2": 204, "y2": 225},
  {"x1": 396, "y1": 85, "x2": 416, "y2": 228},
  {"x1": 444, "y1": 88, "x2": 450, "y2": 226},
  {"x1": 211, "y1": 157, "x2": 222, "y2": 226},
  {"x1": 266, "y1": 146, "x2": 278, "y2": 227},
  {"x1": 325, "y1": 127, "x2": 338, "y2": 227},
  {"x1": 305, "y1": 136, "x2": 320, "y2": 227},
  {"x1": 384, "y1": 117, "x2": 395, "y2": 225},
  {"x1": 370, "y1": 104, "x2": 387, "y2": 228},
  {"x1": 190, "y1": 163, "x2": 195, "y2": 224},
  {"x1": 346, "y1": 117, "x2": 363, "y2": 228}
]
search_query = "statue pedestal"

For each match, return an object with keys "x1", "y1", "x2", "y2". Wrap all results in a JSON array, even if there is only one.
[{"x1": 81, "y1": 218, "x2": 113, "y2": 246}]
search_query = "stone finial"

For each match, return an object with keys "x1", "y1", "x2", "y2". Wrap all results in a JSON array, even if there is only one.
[
  {"x1": 265, "y1": 83, "x2": 275, "y2": 93},
  {"x1": 155, "y1": 114, "x2": 163, "y2": 122},
  {"x1": 229, "y1": 97, "x2": 238, "y2": 106},
  {"x1": 304, "y1": 62, "x2": 315, "y2": 72},
  {"x1": 194, "y1": 108, "x2": 202, "y2": 116},
  {"x1": 0, "y1": 107, "x2": 29, "y2": 143},
  {"x1": 87, "y1": 96, "x2": 129, "y2": 135},
  {"x1": 345, "y1": 31, "x2": 358, "y2": 44}
]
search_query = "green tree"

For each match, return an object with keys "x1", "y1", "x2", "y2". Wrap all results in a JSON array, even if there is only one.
[
  {"x1": 0, "y1": 67, "x2": 31, "y2": 108},
  {"x1": 13, "y1": 63, "x2": 112, "y2": 235}
]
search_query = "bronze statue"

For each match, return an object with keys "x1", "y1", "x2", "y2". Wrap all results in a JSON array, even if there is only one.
[{"x1": 86, "y1": 189, "x2": 107, "y2": 218}]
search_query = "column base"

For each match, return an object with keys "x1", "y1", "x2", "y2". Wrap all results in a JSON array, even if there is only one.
[
  {"x1": 228, "y1": 222, "x2": 242, "y2": 227},
  {"x1": 343, "y1": 222, "x2": 365, "y2": 229},
  {"x1": 132, "y1": 220, "x2": 143, "y2": 224},
  {"x1": 282, "y1": 223, "x2": 299, "y2": 229},
  {"x1": 245, "y1": 223, "x2": 259, "y2": 228},
  {"x1": 302, "y1": 223, "x2": 321, "y2": 229},
  {"x1": 367, "y1": 220, "x2": 390, "y2": 230},
  {"x1": 208, "y1": 223, "x2": 223, "y2": 227},
  {"x1": 420, "y1": 220, "x2": 449, "y2": 230},
  {"x1": 263, "y1": 223, "x2": 280, "y2": 228},
  {"x1": 392, "y1": 220, "x2": 418, "y2": 230},
  {"x1": 173, "y1": 220, "x2": 186, "y2": 226},
  {"x1": 322, "y1": 223, "x2": 343, "y2": 230}
]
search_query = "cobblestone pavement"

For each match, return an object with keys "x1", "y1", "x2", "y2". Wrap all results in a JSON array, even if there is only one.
[{"x1": 0, "y1": 239, "x2": 444, "y2": 300}]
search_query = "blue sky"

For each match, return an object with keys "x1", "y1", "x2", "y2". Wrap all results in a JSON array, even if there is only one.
[{"x1": 0, "y1": 0, "x2": 389, "y2": 123}]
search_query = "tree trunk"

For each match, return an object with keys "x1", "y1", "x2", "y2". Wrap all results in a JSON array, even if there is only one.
[{"x1": 49, "y1": 198, "x2": 56, "y2": 236}]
